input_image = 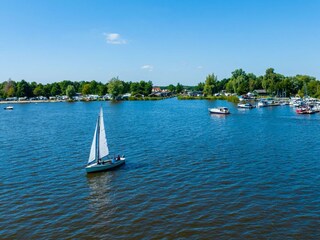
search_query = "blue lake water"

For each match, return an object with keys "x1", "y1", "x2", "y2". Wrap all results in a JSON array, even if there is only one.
[{"x1": 1, "y1": 99, "x2": 320, "y2": 239}]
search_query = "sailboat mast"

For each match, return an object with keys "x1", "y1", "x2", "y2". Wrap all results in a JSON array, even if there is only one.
[{"x1": 96, "y1": 114, "x2": 100, "y2": 162}]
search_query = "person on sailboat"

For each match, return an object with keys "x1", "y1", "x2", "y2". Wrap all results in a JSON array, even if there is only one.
[{"x1": 117, "y1": 155, "x2": 120, "y2": 161}]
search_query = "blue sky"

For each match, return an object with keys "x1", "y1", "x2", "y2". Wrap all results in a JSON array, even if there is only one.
[{"x1": 0, "y1": 0, "x2": 319, "y2": 85}]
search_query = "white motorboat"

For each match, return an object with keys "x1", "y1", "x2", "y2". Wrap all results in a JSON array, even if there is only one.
[
  {"x1": 267, "y1": 100, "x2": 280, "y2": 106},
  {"x1": 208, "y1": 107, "x2": 230, "y2": 114},
  {"x1": 257, "y1": 100, "x2": 268, "y2": 107},
  {"x1": 4, "y1": 106, "x2": 13, "y2": 110},
  {"x1": 237, "y1": 103, "x2": 255, "y2": 109}
]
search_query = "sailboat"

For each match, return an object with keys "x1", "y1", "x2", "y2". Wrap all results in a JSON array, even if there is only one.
[{"x1": 85, "y1": 107, "x2": 125, "y2": 173}]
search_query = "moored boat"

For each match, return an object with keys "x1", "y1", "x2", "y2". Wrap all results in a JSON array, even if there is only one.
[
  {"x1": 237, "y1": 103, "x2": 255, "y2": 109},
  {"x1": 208, "y1": 107, "x2": 230, "y2": 114},
  {"x1": 4, "y1": 106, "x2": 13, "y2": 110},
  {"x1": 257, "y1": 100, "x2": 268, "y2": 107},
  {"x1": 267, "y1": 100, "x2": 280, "y2": 106},
  {"x1": 296, "y1": 106, "x2": 316, "y2": 114}
]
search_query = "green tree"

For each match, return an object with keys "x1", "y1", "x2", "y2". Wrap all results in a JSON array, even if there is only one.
[
  {"x1": 297, "y1": 89, "x2": 304, "y2": 97},
  {"x1": 59, "y1": 80, "x2": 73, "y2": 94},
  {"x1": 72, "y1": 81, "x2": 81, "y2": 93},
  {"x1": 122, "y1": 81, "x2": 131, "y2": 93},
  {"x1": 203, "y1": 73, "x2": 218, "y2": 96},
  {"x1": 139, "y1": 81, "x2": 147, "y2": 95},
  {"x1": 195, "y1": 82, "x2": 204, "y2": 91},
  {"x1": 0, "y1": 82, "x2": 4, "y2": 98},
  {"x1": 66, "y1": 85, "x2": 76, "y2": 99},
  {"x1": 97, "y1": 84, "x2": 107, "y2": 96},
  {"x1": 167, "y1": 84, "x2": 176, "y2": 92},
  {"x1": 130, "y1": 82, "x2": 140, "y2": 95},
  {"x1": 3, "y1": 78, "x2": 16, "y2": 98},
  {"x1": 146, "y1": 81, "x2": 153, "y2": 95},
  {"x1": 225, "y1": 80, "x2": 234, "y2": 93},
  {"x1": 176, "y1": 83, "x2": 183, "y2": 93},
  {"x1": 108, "y1": 77, "x2": 124, "y2": 100},
  {"x1": 33, "y1": 84, "x2": 45, "y2": 96},
  {"x1": 16, "y1": 80, "x2": 32, "y2": 97},
  {"x1": 262, "y1": 68, "x2": 284, "y2": 95},
  {"x1": 314, "y1": 84, "x2": 320, "y2": 98},
  {"x1": 307, "y1": 80, "x2": 319, "y2": 97},
  {"x1": 247, "y1": 73, "x2": 258, "y2": 92},
  {"x1": 81, "y1": 83, "x2": 91, "y2": 95},
  {"x1": 140, "y1": 80, "x2": 152, "y2": 96},
  {"x1": 50, "y1": 83, "x2": 62, "y2": 96},
  {"x1": 279, "y1": 77, "x2": 294, "y2": 97},
  {"x1": 30, "y1": 81, "x2": 38, "y2": 97},
  {"x1": 216, "y1": 78, "x2": 228, "y2": 92},
  {"x1": 229, "y1": 69, "x2": 249, "y2": 95},
  {"x1": 43, "y1": 84, "x2": 52, "y2": 97},
  {"x1": 89, "y1": 80, "x2": 98, "y2": 94}
]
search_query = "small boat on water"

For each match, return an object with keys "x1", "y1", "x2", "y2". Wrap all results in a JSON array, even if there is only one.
[
  {"x1": 85, "y1": 106, "x2": 125, "y2": 173},
  {"x1": 4, "y1": 106, "x2": 13, "y2": 110},
  {"x1": 208, "y1": 107, "x2": 230, "y2": 114},
  {"x1": 257, "y1": 100, "x2": 268, "y2": 107},
  {"x1": 296, "y1": 106, "x2": 317, "y2": 114},
  {"x1": 267, "y1": 100, "x2": 280, "y2": 106},
  {"x1": 238, "y1": 103, "x2": 255, "y2": 109}
]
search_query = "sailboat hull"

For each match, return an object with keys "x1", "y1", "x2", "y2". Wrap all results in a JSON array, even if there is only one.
[{"x1": 85, "y1": 158, "x2": 125, "y2": 173}]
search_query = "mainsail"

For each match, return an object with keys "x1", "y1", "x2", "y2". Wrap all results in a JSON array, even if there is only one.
[
  {"x1": 98, "y1": 107, "x2": 109, "y2": 159},
  {"x1": 88, "y1": 107, "x2": 109, "y2": 164}
]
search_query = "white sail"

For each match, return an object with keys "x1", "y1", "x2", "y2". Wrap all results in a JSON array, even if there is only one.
[
  {"x1": 98, "y1": 107, "x2": 109, "y2": 159},
  {"x1": 88, "y1": 118, "x2": 98, "y2": 164}
]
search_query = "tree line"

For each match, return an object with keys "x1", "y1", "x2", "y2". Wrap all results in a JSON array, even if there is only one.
[
  {"x1": 0, "y1": 78, "x2": 150, "y2": 99},
  {"x1": 0, "y1": 76, "x2": 188, "y2": 100},
  {"x1": 198, "y1": 68, "x2": 320, "y2": 98},
  {"x1": 1, "y1": 68, "x2": 320, "y2": 99}
]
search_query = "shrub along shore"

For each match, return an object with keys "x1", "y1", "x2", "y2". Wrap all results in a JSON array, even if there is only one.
[
  {"x1": 0, "y1": 95, "x2": 240, "y2": 105},
  {"x1": 177, "y1": 95, "x2": 240, "y2": 103}
]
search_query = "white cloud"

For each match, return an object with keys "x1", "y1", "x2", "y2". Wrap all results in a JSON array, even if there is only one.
[
  {"x1": 104, "y1": 33, "x2": 127, "y2": 44},
  {"x1": 141, "y1": 65, "x2": 154, "y2": 71}
]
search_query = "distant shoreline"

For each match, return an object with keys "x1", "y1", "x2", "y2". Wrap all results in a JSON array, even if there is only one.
[
  {"x1": 0, "y1": 96, "x2": 294, "y2": 105},
  {"x1": 0, "y1": 100, "x2": 68, "y2": 104},
  {"x1": 0, "y1": 97, "x2": 167, "y2": 104}
]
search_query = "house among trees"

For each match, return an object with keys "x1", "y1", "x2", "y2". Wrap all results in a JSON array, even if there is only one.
[
  {"x1": 152, "y1": 87, "x2": 161, "y2": 93},
  {"x1": 253, "y1": 89, "x2": 268, "y2": 96}
]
